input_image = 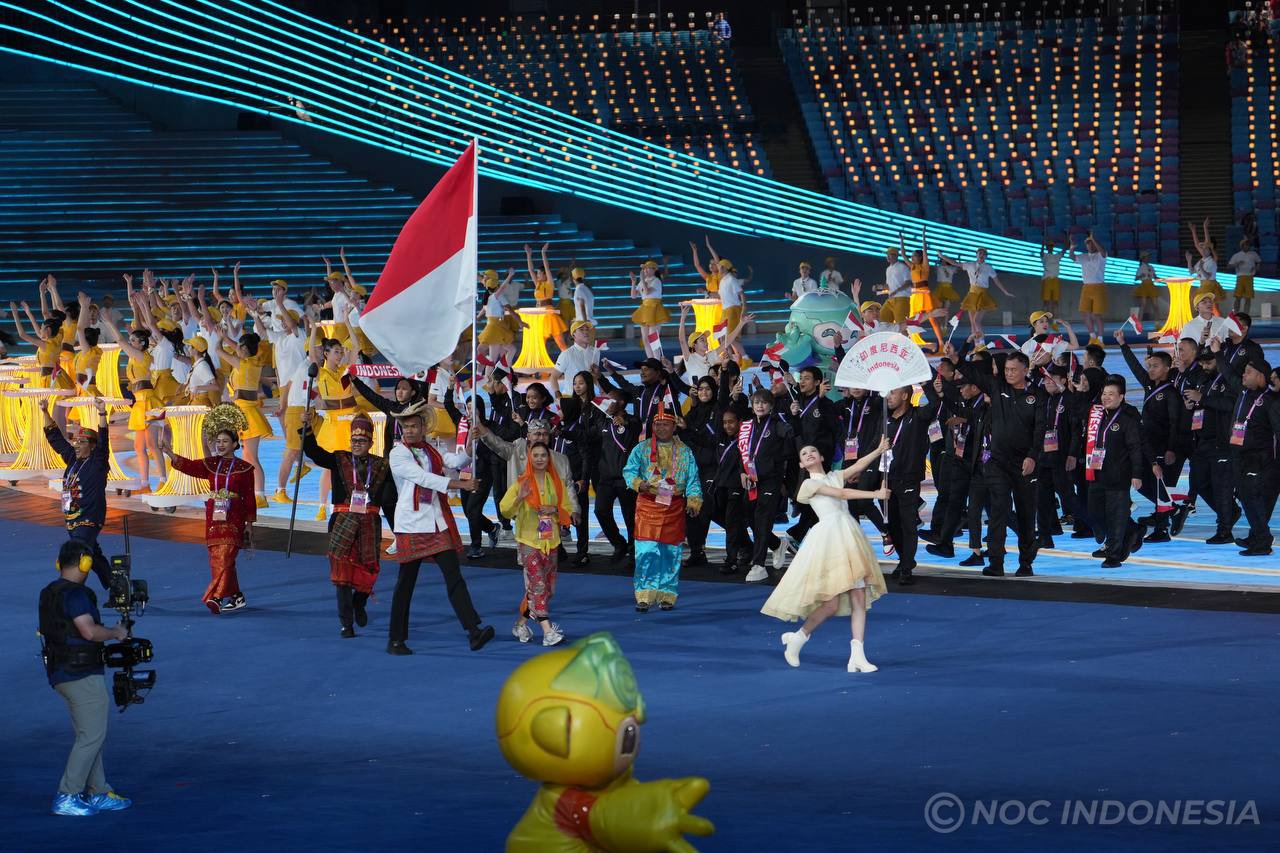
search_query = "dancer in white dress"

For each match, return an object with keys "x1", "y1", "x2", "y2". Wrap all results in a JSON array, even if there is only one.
[{"x1": 762, "y1": 439, "x2": 890, "y2": 672}]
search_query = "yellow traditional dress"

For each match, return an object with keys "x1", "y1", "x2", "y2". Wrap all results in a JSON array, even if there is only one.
[
  {"x1": 908, "y1": 259, "x2": 936, "y2": 315},
  {"x1": 126, "y1": 351, "x2": 157, "y2": 431},
  {"x1": 535, "y1": 278, "x2": 569, "y2": 337},
  {"x1": 231, "y1": 358, "x2": 273, "y2": 440},
  {"x1": 316, "y1": 365, "x2": 357, "y2": 452}
]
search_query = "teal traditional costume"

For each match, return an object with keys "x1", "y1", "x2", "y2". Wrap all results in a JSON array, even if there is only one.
[{"x1": 623, "y1": 405, "x2": 703, "y2": 609}]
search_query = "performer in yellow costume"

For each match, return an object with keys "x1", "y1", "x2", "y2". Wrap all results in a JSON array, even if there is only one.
[
  {"x1": 217, "y1": 332, "x2": 272, "y2": 507},
  {"x1": 903, "y1": 232, "x2": 944, "y2": 350},
  {"x1": 527, "y1": 242, "x2": 569, "y2": 350},
  {"x1": 496, "y1": 631, "x2": 714, "y2": 852},
  {"x1": 116, "y1": 323, "x2": 162, "y2": 494},
  {"x1": 630, "y1": 260, "x2": 670, "y2": 358},
  {"x1": 313, "y1": 333, "x2": 355, "y2": 520}
]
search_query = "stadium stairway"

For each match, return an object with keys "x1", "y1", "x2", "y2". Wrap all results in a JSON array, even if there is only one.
[{"x1": 0, "y1": 81, "x2": 791, "y2": 340}]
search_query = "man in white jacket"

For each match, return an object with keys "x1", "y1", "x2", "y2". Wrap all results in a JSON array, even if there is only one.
[{"x1": 386, "y1": 401, "x2": 495, "y2": 656}]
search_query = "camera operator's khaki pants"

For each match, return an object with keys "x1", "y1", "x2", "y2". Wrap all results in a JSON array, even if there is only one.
[{"x1": 53, "y1": 674, "x2": 112, "y2": 795}]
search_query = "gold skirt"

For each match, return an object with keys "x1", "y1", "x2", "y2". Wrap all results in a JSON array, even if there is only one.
[
  {"x1": 960, "y1": 288, "x2": 998, "y2": 312},
  {"x1": 234, "y1": 399, "x2": 274, "y2": 440},
  {"x1": 479, "y1": 315, "x2": 515, "y2": 345},
  {"x1": 631, "y1": 298, "x2": 671, "y2": 326}
]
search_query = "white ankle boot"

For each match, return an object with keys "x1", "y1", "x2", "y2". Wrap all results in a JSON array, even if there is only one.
[
  {"x1": 847, "y1": 639, "x2": 877, "y2": 673},
  {"x1": 781, "y1": 630, "x2": 808, "y2": 667}
]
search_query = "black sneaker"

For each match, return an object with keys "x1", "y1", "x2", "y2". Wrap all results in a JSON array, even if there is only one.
[
  {"x1": 958, "y1": 552, "x2": 986, "y2": 567},
  {"x1": 572, "y1": 553, "x2": 591, "y2": 567},
  {"x1": 1070, "y1": 529, "x2": 1094, "y2": 539},
  {"x1": 1234, "y1": 537, "x2": 1250, "y2": 548},
  {"x1": 466, "y1": 546, "x2": 485, "y2": 560},
  {"x1": 468, "y1": 625, "x2": 496, "y2": 651},
  {"x1": 682, "y1": 551, "x2": 708, "y2": 569},
  {"x1": 925, "y1": 543, "x2": 955, "y2": 559},
  {"x1": 221, "y1": 593, "x2": 246, "y2": 613},
  {"x1": 353, "y1": 600, "x2": 368, "y2": 628},
  {"x1": 658, "y1": 600, "x2": 675, "y2": 611},
  {"x1": 609, "y1": 546, "x2": 628, "y2": 564},
  {"x1": 1125, "y1": 523, "x2": 1148, "y2": 556},
  {"x1": 1091, "y1": 548, "x2": 1109, "y2": 558},
  {"x1": 718, "y1": 561, "x2": 738, "y2": 575},
  {"x1": 635, "y1": 601, "x2": 651, "y2": 613},
  {"x1": 1169, "y1": 503, "x2": 1191, "y2": 537},
  {"x1": 340, "y1": 625, "x2": 356, "y2": 639},
  {"x1": 486, "y1": 526, "x2": 500, "y2": 551},
  {"x1": 1014, "y1": 566, "x2": 1034, "y2": 577},
  {"x1": 1143, "y1": 529, "x2": 1171, "y2": 544},
  {"x1": 896, "y1": 569, "x2": 916, "y2": 586},
  {"x1": 981, "y1": 565, "x2": 1005, "y2": 577},
  {"x1": 1240, "y1": 545, "x2": 1273, "y2": 557},
  {"x1": 1101, "y1": 557, "x2": 1123, "y2": 568},
  {"x1": 386, "y1": 641, "x2": 413, "y2": 656},
  {"x1": 1037, "y1": 536, "x2": 1056, "y2": 550},
  {"x1": 1136, "y1": 512, "x2": 1158, "y2": 525},
  {"x1": 1206, "y1": 532, "x2": 1234, "y2": 544}
]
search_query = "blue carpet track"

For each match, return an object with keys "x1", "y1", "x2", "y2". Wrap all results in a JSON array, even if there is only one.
[{"x1": 2, "y1": 517, "x2": 1277, "y2": 852}]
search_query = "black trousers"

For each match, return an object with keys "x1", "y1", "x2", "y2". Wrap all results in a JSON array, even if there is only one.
[
  {"x1": 69, "y1": 523, "x2": 112, "y2": 590},
  {"x1": 1233, "y1": 455, "x2": 1279, "y2": 548},
  {"x1": 985, "y1": 458, "x2": 1039, "y2": 569},
  {"x1": 933, "y1": 457, "x2": 971, "y2": 543},
  {"x1": 335, "y1": 586, "x2": 370, "y2": 628},
  {"x1": 388, "y1": 551, "x2": 480, "y2": 641},
  {"x1": 462, "y1": 477, "x2": 499, "y2": 547},
  {"x1": 885, "y1": 482, "x2": 922, "y2": 572},
  {"x1": 571, "y1": 478, "x2": 591, "y2": 556},
  {"x1": 594, "y1": 476, "x2": 635, "y2": 551},
  {"x1": 1036, "y1": 459, "x2": 1081, "y2": 537},
  {"x1": 928, "y1": 441, "x2": 951, "y2": 534},
  {"x1": 1138, "y1": 453, "x2": 1186, "y2": 531},
  {"x1": 685, "y1": 476, "x2": 718, "y2": 556},
  {"x1": 491, "y1": 461, "x2": 512, "y2": 530},
  {"x1": 1190, "y1": 443, "x2": 1236, "y2": 535},
  {"x1": 747, "y1": 480, "x2": 784, "y2": 567},
  {"x1": 848, "y1": 466, "x2": 887, "y2": 532},
  {"x1": 965, "y1": 470, "x2": 991, "y2": 552},
  {"x1": 1087, "y1": 484, "x2": 1132, "y2": 554}
]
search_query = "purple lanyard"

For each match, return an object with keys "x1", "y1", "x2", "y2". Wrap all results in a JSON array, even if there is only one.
[
  {"x1": 213, "y1": 458, "x2": 232, "y2": 493},
  {"x1": 1097, "y1": 409, "x2": 1123, "y2": 448},
  {"x1": 888, "y1": 416, "x2": 907, "y2": 448},
  {"x1": 799, "y1": 394, "x2": 819, "y2": 419},
  {"x1": 65, "y1": 457, "x2": 89, "y2": 490},
  {"x1": 1046, "y1": 396, "x2": 1062, "y2": 431},
  {"x1": 642, "y1": 384, "x2": 663, "y2": 421},
  {"x1": 1144, "y1": 382, "x2": 1172, "y2": 406},
  {"x1": 608, "y1": 424, "x2": 628, "y2": 453},
  {"x1": 349, "y1": 455, "x2": 373, "y2": 492},
  {"x1": 847, "y1": 399, "x2": 868, "y2": 440},
  {"x1": 1234, "y1": 391, "x2": 1269, "y2": 425},
  {"x1": 748, "y1": 415, "x2": 773, "y2": 461},
  {"x1": 718, "y1": 440, "x2": 737, "y2": 467}
]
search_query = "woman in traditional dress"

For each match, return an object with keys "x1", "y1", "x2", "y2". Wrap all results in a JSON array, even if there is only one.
[
  {"x1": 499, "y1": 442, "x2": 576, "y2": 647},
  {"x1": 158, "y1": 405, "x2": 256, "y2": 614},
  {"x1": 761, "y1": 439, "x2": 890, "y2": 672}
]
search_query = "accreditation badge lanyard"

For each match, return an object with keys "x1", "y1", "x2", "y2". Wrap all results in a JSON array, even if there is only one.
[
  {"x1": 1144, "y1": 382, "x2": 1172, "y2": 407},
  {"x1": 62, "y1": 457, "x2": 88, "y2": 513},
  {"x1": 211, "y1": 458, "x2": 233, "y2": 521},
  {"x1": 1231, "y1": 391, "x2": 1269, "y2": 446},
  {"x1": 798, "y1": 393, "x2": 820, "y2": 421},
  {"x1": 608, "y1": 422, "x2": 629, "y2": 454},
  {"x1": 882, "y1": 415, "x2": 907, "y2": 473},
  {"x1": 927, "y1": 398, "x2": 945, "y2": 444},
  {"x1": 745, "y1": 415, "x2": 773, "y2": 481},
  {"x1": 1088, "y1": 409, "x2": 1123, "y2": 470},
  {"x1": 845, "y1": 399, "x2": 868, "y2": 461},
  {"x1": 348, "y1": 454, "x2": 374, "y2": 514},
  {"x1": 1043, "y1": 396, "x2": 1063, "y2": 453}
]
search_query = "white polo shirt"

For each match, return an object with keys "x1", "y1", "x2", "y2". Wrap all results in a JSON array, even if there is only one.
[
  {"x1": 1041, "y1": 252, "x2": 1061, "y2": 278},
  {"x1": 791, "y1": 276, "x2": 818, "y2": 299},
  {"x1": 885, "y1": 261, "x2": 913, "y2": 298},
  {"x1": 573, "y1": 282, "x2": 595, "y2": 323},
  {"x1": 962, "y1": 262, "x2": 997, "y2": 289},
  {"x1": 719, "y1": 273, "x2": 743, "y2": 308},
  {"x1": 1228, "y1": 251, "x2": 1260, "y2": 277},
  {"x1": 554, "y1": 344, "x2": 599, "y2": 393},
  {"x1": 1077, "y1": 252, "x2": 1107, "y2": 285}
]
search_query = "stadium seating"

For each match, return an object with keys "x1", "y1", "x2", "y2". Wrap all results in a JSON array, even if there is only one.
[
  {"x1": 1227, "y1": 21, "x2": 1278, "y2": 275},
  {"x1": 348, "y1": 15, "x2": 771, "y2": 179},
  {"x1": 780, "y1": 15, "x2": 1182, "y2": 263},
  {"x1": 0, "y1": 82, "x2": 787, "y2": 338}
]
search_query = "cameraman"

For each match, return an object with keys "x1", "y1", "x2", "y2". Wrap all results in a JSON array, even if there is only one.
[
  {"x1": 43, "y1": 397, "x2": 112, "y2": 589},
  {"x1": 40, "y1": 539, "x2": 132, "y2": 816}
]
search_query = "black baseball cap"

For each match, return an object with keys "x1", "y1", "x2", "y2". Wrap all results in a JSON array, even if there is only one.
[{"x1": 634, "y1": 358, "x2": 666, "y2": 372}]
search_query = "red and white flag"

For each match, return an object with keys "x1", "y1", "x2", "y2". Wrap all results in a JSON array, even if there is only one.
[
  {"x1": 991, "y1": 334, "x2": 1019, "y2": 350},
  {"x1": 712, "y1": 319, "x2": 729, "y2": 347},
  {"x1": 361, "y1": 141, "x2": 479, "y2": 375},
  {"x1": 591, "y1": 395, "x2": 613, "y2": 415},
  {"x1": 645, "y1": 329, "x2": 665, "y2": 361},
  {"x1": 1127, "y1": 314, "x2": 1144, "y2": 335},
  {"x1": 842, "y1": 309, "x2": 864, "y2": 342},
  {"x1": 759, "y1": 341, "x2": 785, "y2": 371}
]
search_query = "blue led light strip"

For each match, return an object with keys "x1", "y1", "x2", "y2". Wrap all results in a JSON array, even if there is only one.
[{"x1": 1, "y1": 0, "x2": 1273, "y2": 292}]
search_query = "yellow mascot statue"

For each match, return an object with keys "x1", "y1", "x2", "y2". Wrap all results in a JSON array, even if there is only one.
[{"x1": 495, "y1": 631, "x2": 715, "y2": 852}]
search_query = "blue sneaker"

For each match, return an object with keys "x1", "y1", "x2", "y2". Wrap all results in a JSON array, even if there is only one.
[
  {"x1": 86, "y1": 792, "x2": 132, "y2": 811},
  {"x1": 51, "y1": 793, "x2": 98, "y2": 816},
  {"x1": 486, "y1": 526, "x2": 499, "y2": 551}
]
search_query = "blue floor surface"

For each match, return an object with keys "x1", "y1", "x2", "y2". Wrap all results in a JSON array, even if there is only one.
[{"x1": 4, "y1": 517, "x2": 1277, "y2": 851}]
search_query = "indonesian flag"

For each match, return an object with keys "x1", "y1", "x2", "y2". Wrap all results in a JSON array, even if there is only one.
[
  {"x1": 991, "y1": 334, "x2": 1019, "y2": 350},
  {"x1": 1221, "y1": 314, "x2": 1243, "y2": 339},
  {"x1": 361, "y1": 141, "x2": 479, "y2": 375},
  {"x1": 759, "y1": 341, "x2": 785, "y2": 372},
  {"x1": 492, "y1": 353, "x2": 513, "y2": 395},
  {"x1": 1155, "y1": 475, "x2": 1174, "y2": 513},
  {"x1": 1127, "y1": 314, "x2": 1144, "y2": 335},
  {"x1": 948, "y1": 311, "x2": 961, "y2": 329},
  {"x1": 645, "y1": 329, "x2": 664, "y2": 361},
  {"x1": 712, "y1": 319, "x2": 729, "y2": 347},
  {"x1": 842, "y1": 309, "x2": 864, "y2": 342},
  {"x1": 591, "y1": 395, "x2": 612, "y2": 415}
]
